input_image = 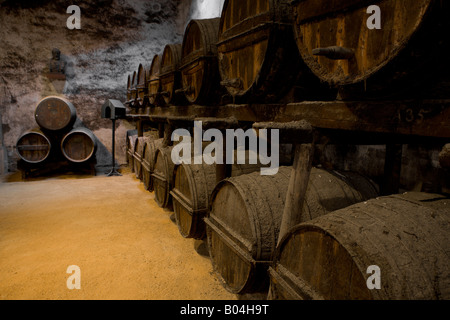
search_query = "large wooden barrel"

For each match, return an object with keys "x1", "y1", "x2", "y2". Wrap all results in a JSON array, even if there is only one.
[
  {"x1": 179, "y1": 18, "x2": 223, "y2": 105},
  {"x1": 171, "y1": 159, "x2": 265, "y2": 240},
  {"x1": 34, "y1": 96, "x2": 77, "y2": 132},
  {"x1": 147, "y1": 55, "x2": 162, "y2": 106},
  {"x1": 217, "y1": 0, "x2": 305, "y2": 103},
  {"x1": 142, "y1": 138, "x2": 163, "y2": 192},
  {"x1": 269, "y1": 192, "x2": 450, "y2": 300},
  {"x1": 292, "y1": 0, "x2": 450, "y2": 99},
  {"x1": 61, "y1": 127, "x2": 97, "y2": 163},
  {"x1": 205, "y1": 166, "x2": 379, "y2": 294},
  {"x1": 152, "y1": 145, "x2": 176, "y2": 209},
  {"x1": 136, "y1": 63, "x2": 148, "y2": 108},
  {"x1": 16, "y1": 128, "x2": 52, "y2": 164},
  {"x1": 159, "y1": 44, "x2": 185, "y2": 105}
]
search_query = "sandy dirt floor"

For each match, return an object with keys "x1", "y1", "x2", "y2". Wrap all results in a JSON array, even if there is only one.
[{"x1": 0, "y1": 168, "x2": 236, "y2": 300}]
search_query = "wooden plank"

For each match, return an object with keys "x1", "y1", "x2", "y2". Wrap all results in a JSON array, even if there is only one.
[
  {"x1": 279, "y1": 100, "x2": 450, "y2": 139},
  {"x1": 127, "y1": 100, "x2": 450, "y2": 139},
  {"x1": 277, "y1": 143, "x2": 314, "y2": 245},
  {"x1": 382, "y1": 144, "x2": 403, "y2": 196}
]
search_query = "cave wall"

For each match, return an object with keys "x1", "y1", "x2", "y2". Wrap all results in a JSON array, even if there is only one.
[{"x1": 0, "y1": 0, "x2": 195, "y2": 173}]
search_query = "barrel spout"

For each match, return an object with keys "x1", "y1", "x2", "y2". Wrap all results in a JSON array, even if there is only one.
[
  {"x1": 312, "y1": 46, "x2": 354, "y2": 60},
  {"x1": 220, "y1": 78, "x2": 243, "y2": 90},
  {"x1": 175, "y1": 86, "x2": 193, "y2": 95}
]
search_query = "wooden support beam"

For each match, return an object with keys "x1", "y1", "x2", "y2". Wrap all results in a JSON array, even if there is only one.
[
  {"x1": 126, "y1": 100, "x2": 450, "y2": 140},
  {"x1": 254, "y1": 120, "x2": 316, "y2": 245},
  {"x1": 277, "y1": 143, "x2": 315, "y2": 245},
  {"x1": 137, "y1": 120, "x2": 144, "y2": 137},
  {"x1": 158, "y1": 123, "x2": 165, "y2": 139},
  {"x1": 381, "y1": 144, "x2": 403, "y2": 196},
  {"x1": 162, "y1": 124, "x2": 175, "y2": 148},
  {"x1": 216, "y1": 129, "x2": 233, "y2": 184}
]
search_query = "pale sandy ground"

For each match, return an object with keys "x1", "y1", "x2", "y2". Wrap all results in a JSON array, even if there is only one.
[{"x1": 0, "y1": 168, "x2": 236, "y2": 300}]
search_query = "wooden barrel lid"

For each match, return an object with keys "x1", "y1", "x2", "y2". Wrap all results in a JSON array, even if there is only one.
[
  {"x1": 292, "y1": 0, "x2": 436, "y2": 86},
  {"x1": 16, "y1": 129, "x2": 52, "y2": 164},
  {"x1": 61, "y1": 127, "x2": 97, "y2": 163},
  {"x1": 35, "y1": 96, "x2": 77, "y2": 132}
]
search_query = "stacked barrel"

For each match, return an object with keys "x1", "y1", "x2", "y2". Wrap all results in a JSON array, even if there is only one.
[
  {"x1": 16, "y1": 96, "x2": 97, "y2": 175},
  {"x1": 126, "y1": 0, "x2": 449, "y2": 109},
  {"x1": 126, "y1": 128, "x2": 163, "y2": 192},
  {"x1": 124, "y1": 0, "x2": 450, "y2": 300}
]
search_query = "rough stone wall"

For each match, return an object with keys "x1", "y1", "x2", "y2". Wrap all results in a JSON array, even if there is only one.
[{"x1": 0, "y1": 0, "x2": 194, "y2": 173}]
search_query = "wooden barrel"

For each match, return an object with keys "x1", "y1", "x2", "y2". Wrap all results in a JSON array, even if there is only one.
[
  {"x1": 127, "y1": 134, "x2": 138, "y2": 170},
  {"x1": 136, "y1": 63, "x2": 148, "y2": 108},
  {"x1": 179, "y1": 18, "x2": 223, "y2": 105},
  {"x1": 126, "y1": 74, "x2": 132, "y2": 105},
  {"x1": 133, "y1": 136, "x2": 149, "y2": 180},
  {"x1": 171, "y1": 159, "x2": 265, "y2": 240},
  {"x1": 34, "y1": 96, "x2": 77, "y2": 132},
  {"x1": 159, "y1": 44, "x2": 185, "y2": 105},
  {"x1": 292, "y1": 0, "x2": 450, "y2": 99},
  {"x1": 16, "y1": 128, "x2": 52, "y2": 164},
  {"x1": 205, "y1": 166, "x2": 379, "y2": 294},
  {"x1": 61, "y1": 127, "x2": 97, "y2": 163},
  {"x1": 142, "y1": 138, "x2": 163, "y2": 192},
  {"x1": 217, "y1": 0, "x2": 305, "y2": 103},
  {"x1": 147, "y1": 55, "x2": 162, "y2": 106},
  {"x1": 269, "y1": 192, "x2": 450, "y2": 300},
  {"x1": 152, "y1": 145, "x2": 175, "y2": 209},
  {"x1": 130, "y1": 71, "x2": 138, "y2": 107}
]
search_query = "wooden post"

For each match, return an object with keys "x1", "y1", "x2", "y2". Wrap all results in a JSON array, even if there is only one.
[
  {"x1": 0, "y1": 112, "x2": 7, "y2": 175},
  {"x1": 137, "y1": 119, "x2": 144, "y2": 137},
  {"x1": 216, "y1": 131, "x2": 232, "y2": 184},
  {"x1": 162, "y1": 123, "x2": 174, "y2": 148},
  {"x1": 382, "y1": 144, "x2": 403, "y2": 196},
  {"x1": 107, "y1": 119, "x2": 121, "y2": 177},
  {"x1": 158, "y1": 123, "x2": 165, "y2": 139},
  {"x1": 277, "y1": 142, "x2": 315, "y2": 245}
]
